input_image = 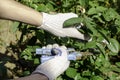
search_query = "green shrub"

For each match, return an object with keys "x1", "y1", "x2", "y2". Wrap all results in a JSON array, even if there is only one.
[{"x1": 2, "y1": 0, "x2": 120, "y2": 80}]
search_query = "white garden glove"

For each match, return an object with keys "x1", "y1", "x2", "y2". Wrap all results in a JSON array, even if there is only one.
[
  {"x1": 38, "y1": 12, "x2": 90, "y2": 40},
  {"x1": 32, "y1": 44, "x2": 70, "y2": 80}
]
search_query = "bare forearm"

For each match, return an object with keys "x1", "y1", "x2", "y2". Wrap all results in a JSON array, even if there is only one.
[
  {"x1": 16, "y1": 74, "x2": 48, "y2": 80},
  {"x1": 0, "y1": 0, "x2": 42, "y2": 26}
]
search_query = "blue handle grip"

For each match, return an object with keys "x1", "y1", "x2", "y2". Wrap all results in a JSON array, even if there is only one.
[{"x1": 36, "y1": 48, "x2": 82, "y2": 63}]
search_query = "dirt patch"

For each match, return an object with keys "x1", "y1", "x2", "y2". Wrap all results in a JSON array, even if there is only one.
[
  {"x1": 0, "y1": 20, "x2": 21, "y2": 53},
  {"x1": 0, "y1": 20, "x2": 23, "y2": 79}
]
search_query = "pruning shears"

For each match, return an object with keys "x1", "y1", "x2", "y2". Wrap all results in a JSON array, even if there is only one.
[{"x1": 36, "y1": 48, "x2": 92, "y2": 63}]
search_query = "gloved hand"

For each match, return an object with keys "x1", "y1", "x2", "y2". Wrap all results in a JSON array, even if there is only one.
[
  {"x1": 38, "y1": 12, "x2": 90, "y2": 40},
  {"x1": 32, "y1": 44, "x2": 70, "y2": 80}
]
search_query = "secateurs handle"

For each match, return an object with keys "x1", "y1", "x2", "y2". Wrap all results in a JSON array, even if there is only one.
[{"x1": 36, "y1": 48, "x2": 82, "y2": 63}]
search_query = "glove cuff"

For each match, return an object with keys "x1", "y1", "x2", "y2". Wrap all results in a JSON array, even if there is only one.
[
  {"x1": 32, "y1": 69, "x2": 54, "y2": 80},
  {"x1": 37, "y1": 12, "x2": 46, "y2": 29},
  {"x1": 32, "y1": 60, "x2": 70, "y2": 80}
]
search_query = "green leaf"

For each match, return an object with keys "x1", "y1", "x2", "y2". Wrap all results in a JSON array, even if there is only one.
[
  {"x1": 92, "y1": 15, "x2": 105, "y2": 23},
  {"x1": 31, "y1": 0, "x2": 40, "y2": 3},
  {"x1": 115, "y1": 62, "x2": 120, "y2": 68},
  {"x1": 23, "y1": 71, "x2": 30, "y2": 76},
  {"x1": 20, "y1": 46, "x2": 39, "y2": 60},
  {"x1": 38, "y1": 4, "x2": 47, "y2": 12},
  {"x1": 11, "y1": 22, "x2": 20, "y2": 33},
  {"x1": 78, "y1": 77, "x2": 89, "y2": 80},
  {"x1": 108, "y1": 72, "x2": 119, "y2": 80},
  {"x1": 62, "y1": 0, "x2": 70, "y2": 8},
  {"x1": 103, "y1": 8, "x2": 119, "y2": 21},
  {"x1": 74, "y1": 42, "x2": 85, "y2": 49},
  {"x1": 56, "y1": 76, "x2": 63, "y2": 80},
  {"x1": 89, "y1": 1, "x2": 99, "y2": 7},
  {"x1": 96, "y1": 43, "x2": 105, "y2": 54},
  {"x1": 97, "y1": 29, "x2": 110, "y2": 43},
  {"x1": 88, "y1": 6, "x2": 107, "y2": 15},
  {"x1": 91, "y1": 76, "x2": 104, "y2": 80},
  {"x1": 34, "y1": 58, "x2": 40, "y2": 64},
  {"x1": 63, "y1": 17, "x2": 83, "y2": 28},
  {"x1": 78, "y1": 0, "x2": 89, "y2": 7},
  {"x1": 115, "y1": 16, "x2": 120, "y2": 26},
  {"x1": 107, "y1": 38, "x2": 119, "y2": 55},
  {"x1": 99, "y1": 66, "x2": 111, "y2": 73},
  {"x1": 66, "y1": 67, "x2": 77, "y2": 78},
  {"x1": 46, "y1": 3, "x2": 55, "y2": 11},
  {"x1": 85, "y1": 40, "x2": 96, "y2": 49},
  {"x1": 82, "y1": 70, "x2": 91, "y2": 76},
  {"x1": 20, "y1": 48, "x2": 32, "y2": 60},
  {"x1": 89, "y1": 56, "x2": 95, "y2": 64},
  {"x1": 83, "y1": 16, "x2": 98, "y2": 35},
  {"x1": 74, "y1": 73, "x2": 81, "y2": 80},
  {"x1": 95, "y1": 58, "x2": 102, "y2": 67},
  {"x1": 111, "y1": 65, "x2": 120, "y2": 73}
]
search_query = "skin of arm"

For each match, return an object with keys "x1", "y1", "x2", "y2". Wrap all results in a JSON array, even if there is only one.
[
  {"x1": 16, "y1": 74, "x2": 48, "y2": 80},
  {"x1": 0, "y1": 0, "x2": 43, "y2": 26}
]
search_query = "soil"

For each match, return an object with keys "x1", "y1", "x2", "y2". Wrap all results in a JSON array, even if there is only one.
[
  {"x1": 0, "y1": 20, "x2": 22, "y2": 79},
  {"x1": 0, "y1": 20, "x2": 21, "y2": 53}
]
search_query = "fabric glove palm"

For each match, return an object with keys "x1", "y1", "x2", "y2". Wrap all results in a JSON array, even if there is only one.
[
  {"x1": 38, "y1": 12, "x2": 90, "y2": 40},
  {"x1": 32, "y1": 44, "x2": 70, "y2": 80}
]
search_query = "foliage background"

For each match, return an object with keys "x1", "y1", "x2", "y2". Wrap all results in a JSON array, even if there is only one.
[{"x1": 0, "y1": 0, "x2": 120, "y2": 80}]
